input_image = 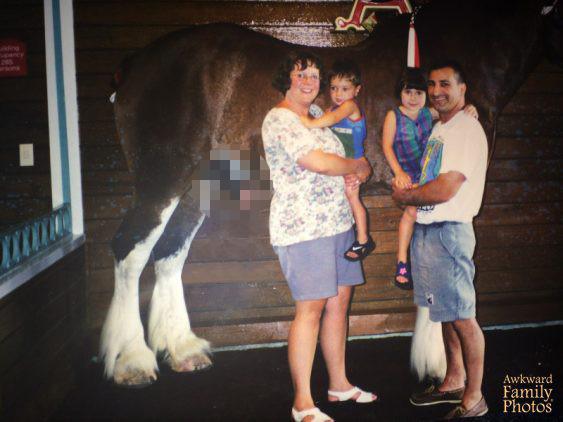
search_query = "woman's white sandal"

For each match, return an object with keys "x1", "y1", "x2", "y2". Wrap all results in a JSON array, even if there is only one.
[
  {"x1": 291, "y1": 407, "x2": 333, "y2": 422},
  {"x1": 327, "y1": 386, "x2": 377, "y2": 403}
]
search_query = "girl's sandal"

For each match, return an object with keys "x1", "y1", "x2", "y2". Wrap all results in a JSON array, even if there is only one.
[
  {"x1": 394, "y1": 261, "x2": 413, "y2": 290},
  {"x1": 344, "y1": 236, "x2": 376, "y2": 262}
]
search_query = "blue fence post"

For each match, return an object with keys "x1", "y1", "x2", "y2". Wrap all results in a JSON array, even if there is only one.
[
  {"x1": 22, "y1": 226, "x2": 31, "y2": 258},
  {"x1": 40, "y1": 218, "x2": 49, "y2": 247},
  {"x1": 31, "y1": 221, "x2": 40, "y2": 253},
  {"x1": 1, "y1": 235, "x2": 11, "y2": 272}
]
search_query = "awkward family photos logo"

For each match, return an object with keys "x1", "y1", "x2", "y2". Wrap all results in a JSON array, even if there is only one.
[{"x1": 503, "y1": 373, "x2": 554, "y2": 414}]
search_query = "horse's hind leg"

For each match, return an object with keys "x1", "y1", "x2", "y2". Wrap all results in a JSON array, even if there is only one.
[
  {"x1": 100, "y1": 196, "x2": 180, "y2": 386},
  {"x1": 148, "y1": 195, "x2": 212, "y2": 372}
]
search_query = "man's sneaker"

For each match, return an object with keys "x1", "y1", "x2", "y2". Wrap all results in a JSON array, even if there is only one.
[
  {"x1": 443, "y1": 396, "x2": 488, "y2": 419},
  {"x1": 409, "y1": 384, "x2": 464, "y2": 406}
]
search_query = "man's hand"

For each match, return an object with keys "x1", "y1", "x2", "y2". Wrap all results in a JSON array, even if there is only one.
[{"x1": 391, "y1": 183, "x2": 411, "y2": 207}]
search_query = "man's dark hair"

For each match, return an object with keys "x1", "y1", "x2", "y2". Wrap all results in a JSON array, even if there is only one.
[
  {"x1": 327, "y1": 60, "x2": 362, "y2": 86},
  {"x1": 272, "y1": 51, "x2": 326, "y2": 94},
  {"x1": 395, "y1": 67, "x2": 427, "y2": 98},
  {"x1": 428, "y1": 60, "x2": 467, "y2": 84}
]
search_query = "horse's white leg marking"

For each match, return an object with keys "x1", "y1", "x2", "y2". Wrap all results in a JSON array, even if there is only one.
[
  {"x1": 149, "y1": 213, "x2": 212, "y2": 371},
  {"x1": 410, "y1": 306, "x2": 447, "y2": 382},
  {"x1": 100, "y1": 197, "x2": 180, "y2": 382}
]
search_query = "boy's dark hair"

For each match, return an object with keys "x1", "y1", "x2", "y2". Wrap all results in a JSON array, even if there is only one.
[
  {"x1": 428, "y1": 60, "x2": 467, "y2": 84},
  {"x1": 272, "y1": 51, "x2": 326, "y2": 94},
  {"x1": 327, "y1": 60, "x2": 362, "y2": 86},
  {"x1": 395, "y1": 67, "x2": 427, "y2": 98}
]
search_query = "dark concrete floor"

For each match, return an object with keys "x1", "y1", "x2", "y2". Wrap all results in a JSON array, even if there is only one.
[{"x1": 51, "y1": 325, "x2": 562, "y2": 421}]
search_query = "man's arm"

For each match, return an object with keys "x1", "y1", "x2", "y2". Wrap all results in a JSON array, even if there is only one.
[{"x1": 392, "y1": 171, "x2": 466, "y2": 207}]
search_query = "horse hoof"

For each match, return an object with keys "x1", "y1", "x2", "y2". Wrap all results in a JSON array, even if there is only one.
[
  {"x1": 170, "y1": 353, "x2": 213, "y2": 373},
  {"x1": 114, "y1": 369, "x2": 157, "y2": 388}
]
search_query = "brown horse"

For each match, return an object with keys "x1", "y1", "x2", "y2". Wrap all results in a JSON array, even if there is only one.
[{"x1": 99, "y1": 0, "x2": 557, "y2": 386}]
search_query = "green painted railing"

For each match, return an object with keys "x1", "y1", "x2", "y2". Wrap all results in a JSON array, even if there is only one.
[{"x1": 0, "y1": 204, "x2": 71, "y2": 276}]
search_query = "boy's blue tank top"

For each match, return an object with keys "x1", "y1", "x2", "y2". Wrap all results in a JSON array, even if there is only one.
[{"x1": 330, "y1": 106, "x2": 366, "y2": 159}]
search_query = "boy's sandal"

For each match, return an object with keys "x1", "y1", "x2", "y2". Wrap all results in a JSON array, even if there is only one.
[
  {"x1": 291, "y1": 407, "x2": 333, "y2": 422},
  {"x1": 344, "y1": 236, "x2": 376, "y2": 262},
  {"x1": 328, "y1": 386, "x2": 378, "y2": 403},
  {"x1": 394, "y1": 261, "x2": 413, "y2": 290}
]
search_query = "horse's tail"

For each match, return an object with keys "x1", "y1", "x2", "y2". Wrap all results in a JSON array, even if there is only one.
[
  {"x1": 410, "y1": 306, "x2": 447, "y2": 382},
  {"x1": 109, "y1": 55, "x2": 137, "y2": 173},
  {"x1": 110, "y1": 53, "x2": 135, "y2": 95}
]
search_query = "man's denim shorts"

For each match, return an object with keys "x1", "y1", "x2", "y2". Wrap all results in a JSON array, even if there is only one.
[
  {"x1": 274, "y1": 228, "x2": 364, "y2": 301},
  {"x1": 411, "y1": 222, "x2": 476, "y2": 322}
]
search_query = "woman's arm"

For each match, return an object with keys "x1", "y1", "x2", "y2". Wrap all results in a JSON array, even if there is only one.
[
  {"x1": 297, "y1": 150, "x2": 371, "y2": 182},
  {"x1": 271, "y1": 107, "x2": 370, "y2": 181},
  {"x1": 381, "y1": 110, "x2": 412, "y2": 189},
  {"x1": 300, "y1": 100, "x2": 359, "y2": 129}
]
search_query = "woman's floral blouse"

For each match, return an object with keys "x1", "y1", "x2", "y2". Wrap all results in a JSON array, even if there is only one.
[{"x1": 262, "y1": 106, "x2": 353, "y2": 246}]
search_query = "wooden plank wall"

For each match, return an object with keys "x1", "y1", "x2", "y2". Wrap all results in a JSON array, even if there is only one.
[
  {"x1": 2, "y1": 1, "x2": 560, "y2": 351},
  {"x1": 74, "y1": 0, "x2": 562, "y2": 348},
  {"x1": 0, "y1": 247, "x2": 86, "y2": 419},
  {"x1": 73, "y1": 0, "x2": 378, "y2": 347},
  {"x1": 0, "y1": 1, "x2": 52, "y2": 230}
]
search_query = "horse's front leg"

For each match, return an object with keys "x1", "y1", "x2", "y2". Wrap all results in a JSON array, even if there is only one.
[
  {"x1": 100, "y1": 197, "x2": 180, "y2": 386},
  {"x1": 148, "y1": 196, "x2": 212, "y2": 372}
]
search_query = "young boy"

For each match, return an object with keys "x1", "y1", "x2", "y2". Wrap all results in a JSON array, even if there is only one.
[{"x1": 300, "y1": 60, "x2": 374, "y2": 261}]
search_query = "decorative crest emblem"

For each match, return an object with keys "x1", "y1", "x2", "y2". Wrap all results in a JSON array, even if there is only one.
[{"x1": 335, "y1": 0, "x2": 412, "y2": 32}]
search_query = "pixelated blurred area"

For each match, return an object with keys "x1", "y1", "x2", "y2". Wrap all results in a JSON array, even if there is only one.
[{"x1": 191, "y1": 148, "x2": 272, "y2": 235}]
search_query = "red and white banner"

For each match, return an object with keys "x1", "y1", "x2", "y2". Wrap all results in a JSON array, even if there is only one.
[
  {"x1": 407, "y1": 23, "x2": 420, "y2": 68},
  {"x1": 0, "y1": 39, "x2": 27, "y2": 77}
]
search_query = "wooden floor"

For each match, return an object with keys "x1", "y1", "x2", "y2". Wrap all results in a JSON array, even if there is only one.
[{"x1": 50, "y1": 324, "x2": 563, "y2": 421}]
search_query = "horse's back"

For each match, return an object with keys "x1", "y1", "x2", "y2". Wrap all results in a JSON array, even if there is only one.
[{"x1": 113, "y1": 24, "x2": 289, "y2": 188}]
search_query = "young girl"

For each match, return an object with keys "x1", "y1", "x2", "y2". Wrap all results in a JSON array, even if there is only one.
[
  {"x1": 301, "y1": 60, "x2": 375, "y2": 262},
  {"x1": 382, "y1": 67, "x2": 477, "y2": 289}
]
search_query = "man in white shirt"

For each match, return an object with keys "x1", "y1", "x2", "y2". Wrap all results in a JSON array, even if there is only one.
[{"x1": 392, "y1": 61, "x2": 488, "y2": 419}]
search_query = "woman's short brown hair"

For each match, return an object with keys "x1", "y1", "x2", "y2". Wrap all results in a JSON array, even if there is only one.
[{"x1": 272, "y1": 51, "x2": 326, "y2": 94}]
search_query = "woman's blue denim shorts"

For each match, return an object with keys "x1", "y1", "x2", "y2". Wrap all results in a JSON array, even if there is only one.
[
  {"x1": 274, "y1": 228, "x2": 364, "y2": 301},
  {"x1": 411, "y1": 222, "x2": 477, "y2": 322}
]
